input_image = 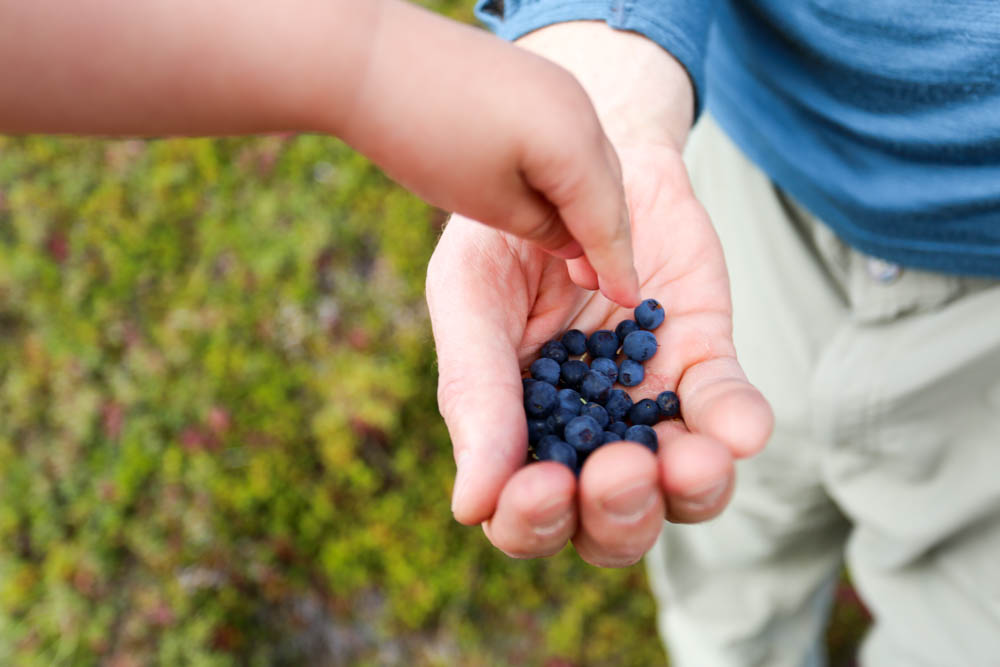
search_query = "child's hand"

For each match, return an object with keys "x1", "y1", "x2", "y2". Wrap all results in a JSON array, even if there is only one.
[
  {"x1": 0, "y1": 0, "x2": 638, "y2": 305},
  {"x1": 335, "y1": 1, "x2": 640, "y2": 306}
]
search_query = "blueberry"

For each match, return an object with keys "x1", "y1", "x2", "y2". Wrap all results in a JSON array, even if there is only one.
[
  {"x1": 560, "y1": 359, "x2": 588, "y2": 388},
  {"x1": 580, "y1": 370, "x2": 613, "y2": 404},
  {"x1": 656, "y1": 390, "x2": 681, "y2": 419},
  {"x1": 623, "y1": 330, "x2": 658, "y2": 362},
  {"x1": 535, "y1": 434, "x2": 562, "y2": 452},
  {"x1": 609, "y1": 420, "x2": 628, "y2": 438},
  {"x1": 624, "y1": 424, "x2": 658, "y2": 453},
  {"x1": 557, "y1": 388, "x2": 584, "y2": 415},
  {"x1": 628, "y1": 398, "x2": 660, "y2": 426},
  {"x1": 546, "y1": 407, "x2": 578, "y2": 435},
  {"x1": 603, "y1": 431, "x2": 621, "y2": 444},
  {"x1": 524, "y1": 381, "x2": 557, "y2": 419},
  {"x1": 587, "y1": 330, "x2": 619, "y2": 359},
  {"x1": 618, "y1": 359, "x2": 645, "y2": 386},
  {"x1": 530, "y1": 357, "x2": 561, "y2": 385},
  {"x1": 615, "y1": 319, "x2": 640, "y2": 342},
  {"x1": 540, "y1": 339, "x2": 569, "y2": 364},
  {"x1": 522, "y1": 377, "x2": 537, "y2": 392},
  {"x1": 590, "y1": 357, "x2": 618, "y2": 383},
  {"x1": 561, "y1": 329, "x2": 588, "y2": 356},
  {"x1": 604, "y1": 389, "x2": 633, "y2": 422},
  {"x1": 582, "y1": 402, "x2": 610, "y2": 429},
  {"x1": 634, "y1": 298, "x2": 665, "y2": 330},
  {"x1": 564, "y1": 416, "x2": 604, "y2": 454},
  {"x1": 527, "y1": 419, "x2": 551, "y2": 445},
  {"x1": 535, "y1": 438, "x2": 578, "y2": 470}
]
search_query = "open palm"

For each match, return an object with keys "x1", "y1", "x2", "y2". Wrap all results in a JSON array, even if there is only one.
[{"x1": 426, "y1": 145, "x2": 772, "y2": 567}]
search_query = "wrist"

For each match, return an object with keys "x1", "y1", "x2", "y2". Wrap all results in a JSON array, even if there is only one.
[{"x1": 515, "y1": 21, "x2": 694, "y2": 152}]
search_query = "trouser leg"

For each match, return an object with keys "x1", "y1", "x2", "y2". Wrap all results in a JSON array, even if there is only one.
[{"x1": 648, "y1": 114, "x2": 1000, "y2": 666}]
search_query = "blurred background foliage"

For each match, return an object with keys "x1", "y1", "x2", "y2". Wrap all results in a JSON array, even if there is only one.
[{"x1": 0, "y1": 2, "x2": 866, "y2": 665}]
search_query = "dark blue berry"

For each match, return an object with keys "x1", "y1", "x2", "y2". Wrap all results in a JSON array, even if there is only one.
[
  {"x1": 524, "y1": 381, "x2": 557, "y2": 419},
  {"x1": 527, "y1": 419, "x2": 551, "y2": 445},
  {"x1": 582, "y1": 402, "x2": 610, "y2": 429},
  {"x1": 535, "y1": 438, "x2": 578, "y2": 469},
  {"x1": 580, "y1": 370, "x2": 613, "y2": 404},
  {"x1": 603, "y1": 431, "x2": 621, "y2": 444},
  {"x1": 615, "y1": 319, "x2": 640, "y2": 342},
  {"x1": 546, "y1": 407, "x2": 577, "y2": 435},
  {"x1": 618, "y1": 359, "x2": 644, "y2": 386},
  {"x1": 564, "y1": 416, "x2": 603, "y2": 454},
  {"x1": 634, "y1": 298, "x2": 665, "y2": 330},
  {"x1": 624, "y1": 424, "x2": 658, "y2": 453},
  {"x1": 590, "y1": 357, "x2": 618, "y2": 383},
  {"x1": 522, "y1": 377, "x2": 537, "y2": 392},
  {"x1": 557, "y1": 388, "x2": 584, "y2": 415},
  {"x1": 623, "y1": 330, "x2": 658, "y2": 362},
  {"x1": 604, "y1": 389, "x2": 633, "y2": 422},
  {"x1": 560, "y1": 359, "x2": 588, "y2": 388},
  {"x1": 609, "y1": 420, "x2": 628, "y2": 438},
  {"x1": 535, "y1": 434, "x2": 561, "y2": 451},
  {"x1": 540, "y1": 339, "x2": 569, "y2": 364},
  {"x1": 561, "y1": 329, "x2": 588, "y2": 356},
  {"x1": 530, "y1": 357, "x2": 561, "y2": 385},
  {"x1": 587, "y1": 330, "x2": 619, "y2": 359},
  {"x1": 656, "y1": 390, "x2": 681, "y2": 419},
  {"x1": 628, "y1": 398, "x2": 660, "y2": 426}
]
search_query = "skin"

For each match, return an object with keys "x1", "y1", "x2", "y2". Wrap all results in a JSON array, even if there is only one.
[
  {"x1": 0, "y1": 0, "x2": 639, "y2": 305},
  {"x1": 427, "y1": 22, "x2": 774, "y2": 566}
]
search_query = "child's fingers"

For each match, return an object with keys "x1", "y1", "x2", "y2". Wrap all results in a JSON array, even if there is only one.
[
  {"x1": 559, "y1": 136, "x2": 641, "y2": 308},
  {"x1": 521, "y1": 121, "x2": 640, "y2": 308}
]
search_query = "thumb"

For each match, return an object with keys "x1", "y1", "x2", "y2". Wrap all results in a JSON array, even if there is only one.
[{"x1": 426, "y1": 219, "x2": 532, "y2": 524}]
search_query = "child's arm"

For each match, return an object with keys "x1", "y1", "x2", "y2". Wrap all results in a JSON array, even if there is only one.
[{"x1": 0, "y1": 0, "x2": 638, "y2": 306}]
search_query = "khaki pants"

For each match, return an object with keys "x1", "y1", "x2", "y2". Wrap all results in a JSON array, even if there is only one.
[{"x1": 645, "y1": 116, "x2": 1000, "y2": 666}]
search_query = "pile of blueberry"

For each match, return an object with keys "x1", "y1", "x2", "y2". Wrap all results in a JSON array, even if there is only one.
[{"x1": 523, "y1": 298, "x2": 681, "y2": 474}]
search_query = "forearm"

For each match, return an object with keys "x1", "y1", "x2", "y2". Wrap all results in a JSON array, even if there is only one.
[
  {"x1": 0, "y1": 0, "x2": 382, "y2": 135},
  {"x1": 515, "y1": 21, "x2": 695, "y2": 151}
]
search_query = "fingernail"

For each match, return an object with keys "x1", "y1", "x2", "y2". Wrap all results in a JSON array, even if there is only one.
[
  {"x1": 533, "y1": 497, "x2": 572, "y2": 536},
  {"x1": 684, "y1": 479, "x2": 729, "y2": 511},
  {"x1": 601, "y1": 481, "x2": 657, "y2": 522}
]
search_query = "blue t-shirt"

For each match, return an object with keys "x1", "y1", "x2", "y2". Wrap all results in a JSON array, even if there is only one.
[{"x1": 476, "y1": 1, "x2": 1000, "y2": 277}]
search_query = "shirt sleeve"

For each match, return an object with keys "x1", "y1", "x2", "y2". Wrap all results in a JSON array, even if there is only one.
[{"x1": 475, "y1": 0, "x2": 715, "y2": 119}]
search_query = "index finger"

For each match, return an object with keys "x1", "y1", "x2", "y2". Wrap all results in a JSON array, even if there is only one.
[{"x1": 520, "y1": 119, "x2": 640, "y2": 308}]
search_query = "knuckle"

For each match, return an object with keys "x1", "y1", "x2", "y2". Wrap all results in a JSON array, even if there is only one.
[{"x1": 519, "y1": 206, "x2": 564, "y2": 247}]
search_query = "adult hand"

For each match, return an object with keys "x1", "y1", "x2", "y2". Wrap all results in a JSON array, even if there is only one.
[{"x1": 426, "y1": 143, "x2": 773, "y2": 566}]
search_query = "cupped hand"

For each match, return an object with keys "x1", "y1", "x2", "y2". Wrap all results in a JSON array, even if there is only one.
[{"x1": 426, "y1": 144, "x2": 773, "y2": 567}]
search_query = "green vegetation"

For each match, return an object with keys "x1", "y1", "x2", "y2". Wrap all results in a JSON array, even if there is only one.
[{"x1": 0, "y1": 126, "x2": 672, "y2": 664}]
